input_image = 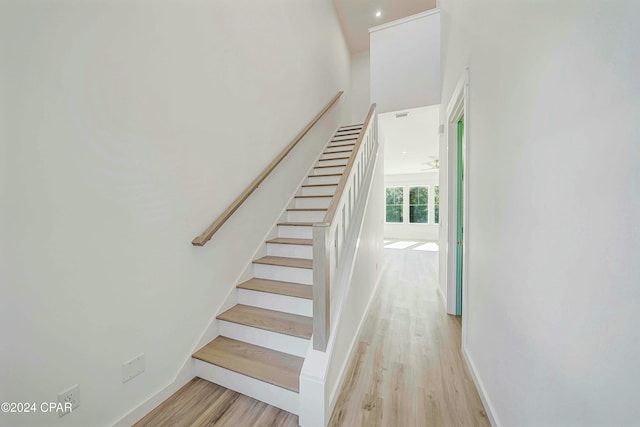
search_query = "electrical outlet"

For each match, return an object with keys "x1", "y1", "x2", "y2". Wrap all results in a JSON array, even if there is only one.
[
  {"x1": 122, "y1": 353, "x2": 145, "y2": 383},
  {"x1": 57, "y1": 384, "x2": 80, "y2": 417}
]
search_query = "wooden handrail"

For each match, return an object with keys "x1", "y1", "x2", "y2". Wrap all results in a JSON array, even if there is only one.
[
  {"x1": 322, "y1": 103, "x2": 377, "y2": 224},
  {"x1": 192, "y1": 91, "x2": 343, "y2": 246}
]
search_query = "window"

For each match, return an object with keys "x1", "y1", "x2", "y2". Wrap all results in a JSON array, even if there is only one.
[
  {"x1": 434, "y1": 186, "x2": 440, "y2": 224},
  {"x1": 385, "y1": 184, "x2": 440, "y2": 225},
  {"x1": 385, "y1": 187, "x2": 403, "y2": 223},
  {"x1": 409, "y1": 186, "x2": 428, "y2": 223}
]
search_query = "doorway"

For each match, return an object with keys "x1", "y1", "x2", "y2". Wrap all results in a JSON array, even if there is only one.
[
  {"x1": 455, "y1": 117, "x2": 464, "y2": 316},
  {"x1": 444, "y1": 69, "x2": 468, "y2": 321}
]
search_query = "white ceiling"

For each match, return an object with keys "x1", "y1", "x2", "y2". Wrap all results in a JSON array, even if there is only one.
[
  {"x1": 332, "y1": 0, "x2": 437, "y2": 53},
  {"x1": 379, "y1": 105, "x2": 440, "y2": 175}
]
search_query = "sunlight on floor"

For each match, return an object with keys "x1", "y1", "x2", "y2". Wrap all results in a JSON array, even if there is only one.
[
  {"x1": 383, "y1": 241, "x2": 439, "y2": 251},
  {"x1": 384, "y1": 241, "x2": 419, "y2": 249},
  {"x1": 413, "y1": 242, "x2": 439, "y2": 251}
]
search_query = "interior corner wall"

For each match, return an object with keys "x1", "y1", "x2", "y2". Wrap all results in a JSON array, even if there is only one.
[
  {"x1": 440, "y1": 1, "x2": 640, "y2": 426},
  {"x1": 350, "y1": 51, "x2": 371, "y2": 124},
  {"x1": 370, "y1": 10, "x2": 441, "y2": 113},
  {"x1": 0, "y1": 1, "x2": 350, "y2": 426}
]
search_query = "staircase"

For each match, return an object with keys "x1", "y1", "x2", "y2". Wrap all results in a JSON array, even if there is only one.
[{"x1": 192, "y1": 123, "x2": 364, "y2": 415}]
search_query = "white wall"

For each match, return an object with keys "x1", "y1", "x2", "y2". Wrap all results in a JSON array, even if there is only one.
[
  {"x1": 370, "y1": 10, "x2": 441, "y2": 113},
  {"x1": 0, "y1": 1, "x2": 350, "y2": 426},
  {"x1": 350, "y1": 51, "x2": 371, "y2": 124},
  {"x1": 384, "y1": 173, "x2": 439, "y2": 241},
  {"x1": 440, "y1": 1, "x2": 640, "y2": 426}
]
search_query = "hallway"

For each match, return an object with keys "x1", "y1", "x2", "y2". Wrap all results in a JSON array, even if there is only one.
[{"x1": 328, "y1": 242, "x2": 489, "y2": 426}]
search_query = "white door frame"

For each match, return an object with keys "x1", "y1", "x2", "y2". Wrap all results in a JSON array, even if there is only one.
[{"x1": 444, "y1": 69, "x2": 470, "y2": 337}]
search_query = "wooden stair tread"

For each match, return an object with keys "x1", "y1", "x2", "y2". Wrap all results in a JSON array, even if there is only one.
[
  {"x1": 265, "y1": 237, "x2": 312, "y2": 245},
  {"x1": 339, "y1": 124, "x2": 363, "y2": 130},
  {"x1": 253, "y1": 256, "x2": 312, "y2": 269},
  {"x1": 217, "y1": 304, "x2": 312, "y2": 339},
  {"x1": 323, "y1": 149, "x2": 353, "y2": 154},
  {"x1": 308, "y1": 173, "x2": 343, "y2": 177},
  {"x1": 331, "y1": 137, "x2": 358, "y2": 142},
  {"x1": 301, "y1": 183, "x2": 338, "y2": 187},
  {"x1": 315, "y1": 164, "x2": 346, "y2": 169},
  {"x1": 295, "y1": 195, "x2": 332, "y2": 199},
  {"x1": 286, "y1": 208, "x2": 327, "y2": 212},
  {"x1": 318, "y1": 156, "x2": 350, "y2": 161},
  {"x1": 277, "y1": 221, "x2": 314, "y2": 226},
  {"x1": 193, "y1": 336, "x2": 303, "y2": 392},
  {"x1": 237, "y1": 278, "x2": 312, "y2": 299},
  {"x1": 328, "y1": 142, "x2": 356, "y2": 148}
]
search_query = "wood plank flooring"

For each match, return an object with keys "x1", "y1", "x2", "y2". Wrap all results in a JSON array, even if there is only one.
[
  {"x1": 136, "y1": 243, "x2": 489, "y2": 427},
  {"x1": 134, "y1": 377, "x2": 298, "y2": 427},
  {"x1": 328, "y1": 243, "x2": 489, "y2": 427}
]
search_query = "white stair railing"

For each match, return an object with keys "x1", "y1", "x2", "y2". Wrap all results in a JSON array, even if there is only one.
[{"x1": 312, "y1": 104, "x2": 378, "y2": 351}]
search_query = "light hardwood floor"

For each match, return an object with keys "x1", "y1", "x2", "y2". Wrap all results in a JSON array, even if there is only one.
[
  {"x1": 134, "y1": 377, "x2": 298, "y2": 427},
  {"x1": 135, "y1": 243, "x2": 488, "y2": 427},
  {"x1": 328, "y1": 243, "x2": 489, "y2": 426}
]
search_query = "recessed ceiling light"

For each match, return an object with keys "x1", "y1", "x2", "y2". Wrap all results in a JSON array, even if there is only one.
[
  {"x1": 375, "y1": 10, "x2": 382, "y2": 17},
  {"x1": 401, "y1": 151, "x2": 408, "y2": 154}
]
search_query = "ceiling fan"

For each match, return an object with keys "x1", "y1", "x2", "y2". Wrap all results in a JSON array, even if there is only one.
[{"x1": 420, "y1": 158, "x2": 439, "y2": 171}]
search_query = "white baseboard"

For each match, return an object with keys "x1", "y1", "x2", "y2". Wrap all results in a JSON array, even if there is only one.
[
  {"x1": 462, "y1": 346, "x2": 500, "y2": 427},
  {"x1": 112, "y1": 359, "x2": 194, "y2": 426}
]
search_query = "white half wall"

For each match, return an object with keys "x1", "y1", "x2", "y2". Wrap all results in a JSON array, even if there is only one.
[
  {"x1": 0, "y1": 1, "x2": 350, "y2": 426},
  {"x1": 350, "y1": 51, "x2": 371, "y2": 124},
  {"x1": 370, "y1": 9, "x2": 441, "y2": 113},
  {"x1": 441, "y1": 1, "x2": 640, "y2": 426},
  {"x1": 299, "y1": 141, "x2": 384, "y2": 427}
]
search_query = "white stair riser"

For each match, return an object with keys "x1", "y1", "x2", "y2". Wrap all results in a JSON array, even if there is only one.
[
  {"x1": 253, "y1": 263, "x2": 313, "y2": 285},
  {"x1": 267, "y1": 242, "x2": 313, "y2": 259},
  {"x1": 317, "y1": 158, "x2": 349, "y2": 167},
  {"x1": 322, "y1": 151, "x2": 352, "y2": 159},
  {"x1": 301, "y1": 185, "x2": 337, "y2": 196},
  {"x1": 307, "y1": 175, "x2": 341, "y2": 185},
  {"x1": 277, "y1": 225, "x2": 312, "y2": 239},
  {"x1": 195, "y1": 361, "x2": 299, "y2": 415},
  {"x1": 294, "y1": 197, "x2": 332, "y2": 209},
  {"x1": 287, "y1": 210, "x2": 326, "y2": 223},
  {"x1": 218, "y1": 320, "x2": 310, "y2": 357},
  {"x1": 325, "y1": 146, "x2": 353, "y2": 154},
  {"x1": 313, "y1": 165, "x2": 345, "y2": 175},
  {"x1": 236, "y1": 289, "x2": 313, "y2": 318}
]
